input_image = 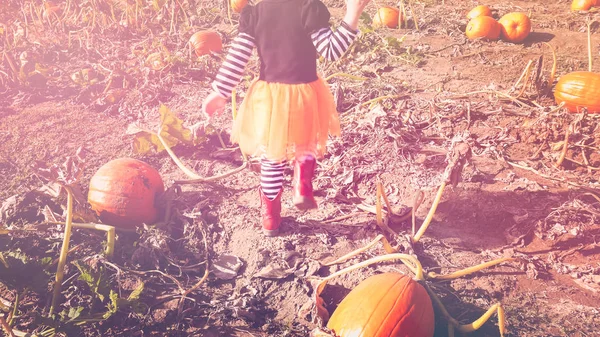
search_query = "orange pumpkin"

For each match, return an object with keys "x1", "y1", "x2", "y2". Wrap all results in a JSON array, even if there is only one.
[
  {"x1": 88, "y1": 158, "x2": 165, "y2": 228},
  {"x1": 327, "y1": 273, "x2": 435, "y2": 337},
  {"x1": 465, "y1": 16, "x2": 501, "y2": 40},
  {"x1": 372, "y1": 6, "x2": 401, "y2": 29},
  {"x1": 231, "y1": 0, "x2": 248, "y2": 13},
  {"x1": 498, "y1": 12, "x2": 531, "y2": 43},
  {"x1": 571, "y1": 0, "x2": 596, "y2": 11},
  {"x1": 189, "y1": 31, "x2": 223, "y2": 57},
  {"x1": 554, "y1": 71, "x2": 600, "y2": 113},
  {"x1": 467, "y1": 5, "x2": 492, "y2": 19}
]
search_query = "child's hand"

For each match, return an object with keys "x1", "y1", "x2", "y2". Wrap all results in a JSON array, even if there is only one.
[
  {"x1": 344, "y1": 0, "x2": 371, "y2": 30},
  {"x1": 202, "y1": 91, "x2": 226, "y2": 119}
]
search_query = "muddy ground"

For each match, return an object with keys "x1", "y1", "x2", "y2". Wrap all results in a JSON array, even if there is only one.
[{"x1": 1, "y1": 0, "x2": 600, "y2": 336}]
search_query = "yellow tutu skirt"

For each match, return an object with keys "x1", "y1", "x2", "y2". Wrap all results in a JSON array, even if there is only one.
[{"x1": 231, "y1": 77, "x2": 340, "y2": 162}]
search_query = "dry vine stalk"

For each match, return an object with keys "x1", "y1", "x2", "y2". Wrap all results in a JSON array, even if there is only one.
[
  {"x1": 155, "y1": 90, "x2": 254, "y2": 185},
  {"x1": 413, "y1": 137, "x2": 471, "y2": 243}
]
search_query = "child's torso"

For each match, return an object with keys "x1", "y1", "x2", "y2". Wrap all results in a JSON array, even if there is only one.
[{"x1": 253, "y1": 0, "x2": 319, "y2": 84}]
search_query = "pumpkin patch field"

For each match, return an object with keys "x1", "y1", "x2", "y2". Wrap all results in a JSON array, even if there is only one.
[{"x1": 2, "y1": 0, "x2": 600, "y2": 336}]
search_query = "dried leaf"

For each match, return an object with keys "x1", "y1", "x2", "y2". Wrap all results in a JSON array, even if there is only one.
[
  {"x1": 356, "y1": 104, "x2": 387, "y2": 129},
  {"x1": 0, "y1": 195, "x2": 19, "y2": 222},
  {"x1": 211, "y1": 254, "x2": 243, "y2": 280},
  {"x1": 127, "y1": 105, "x2": 196, "y2": 155}
]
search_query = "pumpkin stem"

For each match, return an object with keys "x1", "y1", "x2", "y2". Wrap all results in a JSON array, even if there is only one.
[
  {"x1": 554, "y1": 123, "x2": 570, "y2": 168},
  {"x1": 155, "y1": 126, "x2": 250, "y2": 184},
  {"x1": 68, "y1": 223, "x2": 115, "y2": 258},
  {"x1": 542, "y1": 43, "x2": 557, "y2": 92},
  {"x1": 413, "y1": 181, "x2": 446, "y2": 243},
  {"x1": 49, "y1": 186, "x2": 74, "y2": 316},
  {"x1": 323, "y1": 72, "x2": 368, "y2": 82},
  {"x1": 376, "y1": 181, "x2": 398, "y2": 236},
  {"x1": 427, "y1": 257, "x2": 517, "y2": 280},
  {"x1": 408, "y1": 0, "x2": 419, "y2": 31},
  {"x1": 411, "y1": 190, "x2": 424, "y2": 237},
  {"x1": 423, "y1": 282, "x2": 460, "y2": 327},
  {"x1": 457, "y1": 303, "x2": 506, "y2": 337},
  {"x1": 512, "y1": 59, "x2": 533, "y2": 95},
  {"x1": 587, "y1": 16, "x2": 593, "y2": 72},
  {"x1": 515, "y1": 60, "x2": 534, "y2": 99},
  {"x1": 319, "y1": 253, "x2": 425, "y2": 283}
]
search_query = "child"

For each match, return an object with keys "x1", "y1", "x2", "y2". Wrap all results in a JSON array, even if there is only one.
[{"x1": 202, "y1": 0, "x2": 371, "y2": 236}]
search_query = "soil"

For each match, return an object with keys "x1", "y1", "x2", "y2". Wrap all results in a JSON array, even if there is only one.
[{"x1": 2, "y1": 0, "x2": 600, "y2": 336}]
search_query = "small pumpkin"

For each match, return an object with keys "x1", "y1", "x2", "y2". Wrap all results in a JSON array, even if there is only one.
[
  {"x1": 372, "y1": 6, "x2": 401, "y2": 29},
  {"x1": 571, "y1": 0, "x2": 596, "y2": 11},
  {"x1": 465, "y1": 16, "x2": 501, "y2": 40},
  {"x1": 554, "y1": 71, "x2": 600, "y2": 113},
  {"x1": 326, "y1": 273, "x2": 435, "y2": 337},
  {"x1": 467, "y1": 5, "x2": 492, "y2": 19},
  {"x1": 88, "y1": 158, "x2": 165, "y2": 228},
  {"x1": 231, "y1": 0, "x2": 248, "y2": 13},
  {"x1": 189, "y1": 31, "x2": 223, "y2": 57},
  {"x1": 498, "y1": 12, "x2": 531, "y2": 43}
]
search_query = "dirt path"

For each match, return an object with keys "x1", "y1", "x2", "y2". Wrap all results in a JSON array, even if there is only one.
[{"x1": 2, "y1": 0, "x2": 600, "y2": 336}]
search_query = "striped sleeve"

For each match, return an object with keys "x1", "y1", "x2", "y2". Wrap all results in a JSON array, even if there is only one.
[
  {"x1": 310, "y1": 21, "x2": 359, "y2": 62},
  {"x1": 211, "y1": 33, "x2": 255, "y2": 99}
]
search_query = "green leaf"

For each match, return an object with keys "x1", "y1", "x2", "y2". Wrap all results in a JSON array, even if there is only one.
[
  {"x1": 360, "y1": 12, "x2": 372, "y2": 25},
  {"x1": 74, "y1": 261, "x2": 110, "y2": 302},
  {"x1": 0, "y1": 250, "x2": 51, "y2": 293},
  {"x1": 103, "y1": 290, "x2": 120, "y2": 319},
  {"x1": 127, "y1": 281, "x2": 144, "y2": 301}
]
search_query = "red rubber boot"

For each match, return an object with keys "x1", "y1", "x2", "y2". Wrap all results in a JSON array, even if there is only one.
[
  {"x1": 292, "y1": 155, "x2": 317, "y2": 210},
  {"x1": 259, "y1": 187, "x2": 282, "y2": 236}
]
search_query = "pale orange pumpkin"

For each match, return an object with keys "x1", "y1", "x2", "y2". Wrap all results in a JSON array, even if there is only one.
[
  {"x1": 554, "y1": 71, "x2": 600, "y2": 113},
  {"x1": 372, "y1": 6, "x2": 401, "y2": 29},
  {"x1": 498, "y1": 12, "x2": 531, "y2": 43},
  {"x1": 326, "y1": 273, "x2": 435, "y2": 337},
  {"x1": 466, "y1": 16, "x2": 501, "y2": 40},
  {"x1": 88, "y1": 158, "x2": 165, "y2": 228},
  {"x1": 189, "y1": 31, "x2": 223, "y2": 57},
  {"x1": 231, "y1": 0, "x2": 248, "y2": 13},
  {"x1": 467, "y1": 5, "x2": 492, "y2": 19},
  {"x1": 571, "y1": 0, "x2": 596, "y2": 11}
]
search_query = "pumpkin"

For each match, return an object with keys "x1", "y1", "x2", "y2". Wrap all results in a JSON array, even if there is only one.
[
  {"x1": 372, "y1": 6, "x2": 401, "y2": 29},
  {"x1": 327, "y1": 273, "x2": 435, "y2": 337},
  {"x1": 554, "y1": 71, "x2": 600, "y2": 113},
  {"x1": 571, "y1": 0, "x2": 596, "y2": 11},
  {"x1": 467, "y1": 5, "x2": 492, "y2": 19},
  {"x1": 88, "y1": 158, "x2": 165, "y2": 228},
  {"x1": 498, "y1": 12, "x2": 531, "y2": 43},
  {"x1": 189, "y1": 31, "x2": 223, "y2": 57},
  {"x1": 465, "y1": 16, "x2": 501, "y2": 41},
  {"x1": 231, "y1": 0, "x2": 248, "y2": 13}
]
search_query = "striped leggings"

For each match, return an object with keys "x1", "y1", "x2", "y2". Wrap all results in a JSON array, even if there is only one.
[
  {"x1": 260, "y1": 159, "x2": 286, "y2": 200},
  {"x1": 261, "y1": 154, "x2": 316, "y2": 200}
]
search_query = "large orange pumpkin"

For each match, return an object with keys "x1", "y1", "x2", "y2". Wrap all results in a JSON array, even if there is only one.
[
  {"x1": 372, "y1": 6, "x2": 401, "y2": 29},
  {"x1": 498, "y1": 12, "x2": 531, "y2": 43},
  {"x1": 231, "y1": 0, "x2": 248, "y2": 13},
  {"x1": 327, "y1": 273, "x2": 435, "y2": 337},
  {"x1": 467, "y1": 5, "x2": 492, "y2": 19},
  {"x1": 571, "y1": 0, "x2": 596, "y2": 11},
  {"x1": 189, "y1": 31, "x2": 223, "y2": 57},
  {"x1": 88, "y1": 158, "x2": 165, "y2": 228},
  {"x1": 465, "y1": 16, "x2": 501, "y2": 41},
  {"x1": 554, "y1": 71, "x2": 600, "y2": 113}
]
